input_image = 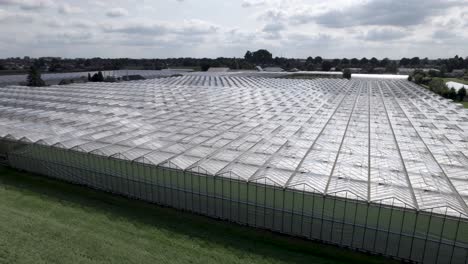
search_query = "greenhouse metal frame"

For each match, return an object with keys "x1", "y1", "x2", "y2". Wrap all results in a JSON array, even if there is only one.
[{"x1": 0, "y1": 76, "x2": 467, "y2": 263}]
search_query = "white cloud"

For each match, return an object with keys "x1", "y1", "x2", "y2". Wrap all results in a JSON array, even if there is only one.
[
  {"x1": 241, "y1": 0, "x2": 267, "y2": 8},
  {"x1": 58, "y1": 4, "x2": 82, "y2": 15},
  {"x1": 0, "y1": 0, "x2": 467, "y2": 58},
  {"x1": 0, "y1": 0, "x2": 54, "y2": 10},
  {"x1": 363, "y1": 28, "x2": 410, "y2": 41}
]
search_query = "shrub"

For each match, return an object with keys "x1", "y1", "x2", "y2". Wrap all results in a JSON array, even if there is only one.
[{"x1": 342, "y1": 68, "x2": 352, "y2": 80}]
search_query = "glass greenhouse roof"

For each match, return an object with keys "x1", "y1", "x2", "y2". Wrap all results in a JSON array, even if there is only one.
[
  {"x1": 0, "y1": 76, "x2": 467, "y2": 217},
  {"x1": 0, "y1": 70, "x2": 177, "y2": 86}
]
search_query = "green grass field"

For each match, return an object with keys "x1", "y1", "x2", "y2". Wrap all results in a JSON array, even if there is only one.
[
  {"x1": 0, "y1": 166, "x2": 396, "y2": 264},
  {"x1": 462, "y1": 101, "x2": 468, "y2": 108},
  {"x1": 435, "y1": 77, "x2": 468, "y2": 85}
]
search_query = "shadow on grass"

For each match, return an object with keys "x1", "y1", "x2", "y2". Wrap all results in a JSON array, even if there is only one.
[{"x1": 0, "y1": 166, "x2": 396, "y2": 264}]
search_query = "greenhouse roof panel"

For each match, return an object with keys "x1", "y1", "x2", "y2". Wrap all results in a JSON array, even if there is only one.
[{"x1": 0, "y1": 76, "x2": 468, "y2": 217}]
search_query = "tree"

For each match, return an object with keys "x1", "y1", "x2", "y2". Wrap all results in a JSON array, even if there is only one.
[
  {"x1": 380, "y1": 58, "x2": 390, "y2": 67},
  {"x1": 410, "y1": 57, "x2": 420, "y2": 66},
  {"x1": 427, "y1": 70, "x2": 440, "y2": 78},
  {"x1": 413, "y1": 72, "x2": 426, "y2": 84},
  {"x1": 441, "y1": 87, "x2": 450, "y2": 98},
  {"x1": 343, "y1": 68, "x2": 351, "y2": 80},
  {"x1": 448, "y1": 88, "x2": 457, "y2": 100},
  {"x1": 27, "y1": 66, "x2": 46, "y2": 87},
  {"x1": 350, "y1": 58, "x2": 359, "y2": 66},
  {"x1": 244, "y1": 51, "x2": 252, "y2": 61},
  {"x1": 428, "y1": 78, "x2": 447, "y2": 94},
  {"x1": 370, "y1": 57, "x2": 379, "y2": 65},
  {"x1": 97, "y1": 71, "x2": 104, "y2": 81},
  {"x1": 314, "y1": 56, "x2": 323, "y2": 64},
  {"x1": 385, "y1": 62, "x2": 398, "y2": 74},
  {"x1": 458, "y1": 87, "x2": 466, "y2": 101},
  {"x1": 440, "y1": 65, "x2": 447, "y2": 77},
  {"x1": 399, "y1": 57, "x2": 410, "y2": 66},
  {"x1": 360, "y1": 57, "x2": 369, "y2": 65},
  {"x1": 201, "y1": 63, "x2": 210, "y2": 71},
  {"x1": 90, "y1": 71, "x2": 105, "y2": 82},
  {"x1": 321, "y1": 61, "x2": 333, "y2": 71},
  {"x1": 248, "y1": 49, "x2": 273, "y2": 65}
]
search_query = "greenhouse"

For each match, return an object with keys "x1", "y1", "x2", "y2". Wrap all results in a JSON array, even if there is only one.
[
  {"x1": 0, "y1": 76, "x2": 467, "y2": 263},
  {"x1": 0, "y1": 69, "x2": 177, "y2": 86}
]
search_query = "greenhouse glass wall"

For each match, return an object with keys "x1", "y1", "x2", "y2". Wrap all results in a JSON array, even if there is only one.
[{"x1": 0, "y1": 75, "x2": 467, "y2": 263}]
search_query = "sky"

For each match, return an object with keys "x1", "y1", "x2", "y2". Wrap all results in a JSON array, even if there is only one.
[{"x1": 0, "y1": 0, "x2": 467, "y2": 59}]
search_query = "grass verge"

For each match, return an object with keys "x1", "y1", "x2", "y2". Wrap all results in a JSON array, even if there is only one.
[
  {"x1": 0, "y1": 166, "x2": 396, "y2": 264},
  {"x1": 435, "y1": 77, "x2": 468, "y2": 85}
]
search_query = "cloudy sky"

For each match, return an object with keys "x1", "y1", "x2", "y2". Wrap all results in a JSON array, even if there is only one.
[{"x1": 0, "y1": 0, "x2": 467, "y2": 59}]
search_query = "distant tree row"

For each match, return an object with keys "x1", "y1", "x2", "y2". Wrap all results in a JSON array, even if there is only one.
[{"x1": 3, "y1": 53, "x2": 468, "y2": 74}]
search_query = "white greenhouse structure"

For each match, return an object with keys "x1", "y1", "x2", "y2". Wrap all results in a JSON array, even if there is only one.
[{"x1": 0, "y1": 75, "x2": 467, "y2": 263}]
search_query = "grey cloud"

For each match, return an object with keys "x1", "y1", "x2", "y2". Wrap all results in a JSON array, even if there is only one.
[
  {"x1": 178, "y1": 20, "x2": 218, "y2": 35},
  {"x1": 432, "y1": 30, "x2": 458, "y2": 39},
  {"x1": 106, "y1": 8, "x2": 128, "y2": 18},
  {"x1": 363, "y1": 28, "x2": 410, "y2": 41},
  {"x1": 104, "y1": 20, "x2": 218, "y2": 37},
  {"x1": 263, "y1": 22, "x2": 285, "y2": 33},
  {"x1": 36, "y1": 31, "x2": 95, "y2": 45},
  {"x1": 286, "y1": 33, "x2": 334, "y2": 45},
  {"x1": 261, "y1": 21, "x2": 285, "y2": 39},
  {"x1": 306, "y1": 0, "x2": 466, "y2": 27},
  {"x1": 0, "y1": 9, "x2": 34, "y2": 23},
  {"x1": 105, "y1": 24, "x2": 169, "y2": 35},
  {"x1": 224, "y1": 29, "x2": 256, "y2": 44}
]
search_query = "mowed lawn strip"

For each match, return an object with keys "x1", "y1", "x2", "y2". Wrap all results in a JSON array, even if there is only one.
[{"x1": 0, "y1": 166, "x2": 396, "y2": 264}]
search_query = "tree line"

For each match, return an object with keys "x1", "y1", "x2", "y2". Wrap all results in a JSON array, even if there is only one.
[{"x1": 4, "y1": 51, "x2": 468, "y2": 74}]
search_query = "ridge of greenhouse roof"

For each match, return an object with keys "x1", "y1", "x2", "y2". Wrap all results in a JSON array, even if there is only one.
[{"x1": 0, "y1": 75, "x2": 467, "y2": 217}]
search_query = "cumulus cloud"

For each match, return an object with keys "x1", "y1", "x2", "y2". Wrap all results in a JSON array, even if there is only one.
[
  {"x1": 0, "y1": 0, "x2": 467, "y2": 58},
  {"x1": 363, "y1": 28, "x2": 410, "y2": 41},
  {"x1": 313, "y1": 0, "x2": 466, "y2": 27},
  {"x1": 58, "y1": 4, "x2": 82, "y2": 15},
  {"x1": 0, "y1": 8, "x2": 34, "y2": 23},
  {"x1": 36, "y1": 31, "x2": 95, "y2": 45},
  {"x1": 104, "y1": 19, "x2": 218, "y2": 36},
  {"x1": 432, "y1": 30, "x2": 459, "y2": 39},
  {"x1": 0, "y1": 0, "x2": 54, "y2": 10},
  {"x1": 104, "y1": 23, "x2": 169, "y2": 35},
  {"x1": 106, "y1": 7, "x2": 129, "y2": 18},
  {"x1": 241, "y1": 0, "x2": 267, "y2": 8},
  {"x1": 179, "y1": 19, "x2": 219, "y2": 35}
]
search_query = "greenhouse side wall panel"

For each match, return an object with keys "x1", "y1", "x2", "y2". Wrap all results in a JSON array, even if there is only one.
[{"x1": 3, "y1": 141, "x2": 468, "y2": 264}]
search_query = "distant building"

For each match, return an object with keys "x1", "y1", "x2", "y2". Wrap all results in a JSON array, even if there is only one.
[
  {"x1": 263, "y1": 67, "x2": 284, "y2": 72},
  {"x1": 373, "y1": 67, "x2": 386, "y2": 73},
  {"x1": 347, "y1": 68, "x2": 362, "y2": 73},
  {"x1": 446, "y1": 69, "x2": 465, "y2": 77},
  {"x1": 40, "y1": 57, "x2": 61, "y2": 62},
  {"x1": 398, "y1": 68, "x2": 440, "y2": 75},
  {"x1": 207, "y1": 67, "x2": 230, "y2": 72}
]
